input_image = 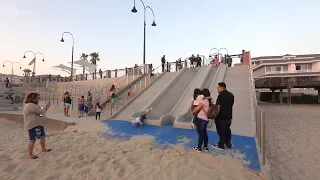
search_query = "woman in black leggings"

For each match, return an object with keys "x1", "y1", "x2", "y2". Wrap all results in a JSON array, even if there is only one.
[{"x1": 191, "y1": 88, "x2": 212, "y2": 152}]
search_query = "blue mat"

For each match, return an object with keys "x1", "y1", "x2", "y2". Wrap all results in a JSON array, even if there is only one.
[{"x1": 102, "y1": 120, "x2": 261, "y2": 172}]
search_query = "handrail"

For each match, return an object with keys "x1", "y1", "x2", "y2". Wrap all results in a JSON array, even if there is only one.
[
  {"x1": 105, "y1": 64, "x2": 163, "y2": 119},
  {"x1": 87, "y1": 64, "x2": 148, "y2": 115},
  {"x1": 249, "y1": 52, "x2": 267, "y2": 166}
]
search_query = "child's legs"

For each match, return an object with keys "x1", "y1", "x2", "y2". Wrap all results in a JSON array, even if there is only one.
[
  {"x1": 95, "y1": 112, "x2": 98, "y2": 119},
  {"x1": 98, "y1": 112, "x2": 101, "y2": 119},
  {"x1": 40, "y1": 136, "x2": 46, "y2": 151},
  {"x1": 28, "y1": 140, "x2": 36, "y2": 157}
]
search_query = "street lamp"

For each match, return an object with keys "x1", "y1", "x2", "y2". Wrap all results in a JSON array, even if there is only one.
[
  {"x1": 131, "y1": 0, "x2": 157, "y2": 72},
  {"x1": 2, "y1": 61, "x2": 22, "y2": 82},
  {"x1": 60, "y1": 32, "x2": 75, "y2": 80},
  {"x1": 23, "y1": 50, "x2": 44, "y2": 76}
]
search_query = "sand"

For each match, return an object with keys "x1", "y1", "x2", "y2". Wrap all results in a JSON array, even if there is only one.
[
  {"x1": 260, "y1": 104, "x2": 320, "y2": 180},
  {"x1": 0, "y1": 119, "x2": 264, "y2": 180}
]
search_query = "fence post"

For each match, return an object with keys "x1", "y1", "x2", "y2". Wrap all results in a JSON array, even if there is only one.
[{"x1": 261, "y1": 110, "x2": 266, "y2": 165}]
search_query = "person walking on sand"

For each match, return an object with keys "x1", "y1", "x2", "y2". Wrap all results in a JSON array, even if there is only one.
[
  {"x1": 212, "y1": 82, "x2": 234, "y2": 150},
  {"x1": 23, "y1": 93, "x2": 52, "y2": 159},
  {"x1": 95, "y1": 102, "x2": 101, "y2": 120},
  {"x1": 192, "y1": 88, "x2": 212, "y2": 152},
  {"x1": 78, "y1": 96, "x2": 86, "y2": 118}
]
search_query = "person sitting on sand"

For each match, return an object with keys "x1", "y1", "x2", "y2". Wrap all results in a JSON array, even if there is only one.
[
  {"x1": 132, "y1": 108, "x2": 152, "y2": 127},
  {"x1": 23, "y1": 92, "x2": 52, "y2": 159}
]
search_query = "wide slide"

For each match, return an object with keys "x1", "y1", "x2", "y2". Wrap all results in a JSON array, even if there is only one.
[
  {"x1": 161, "y1": 65, "x2": 215, "y2": 124},
  {"x1": 139, "y1": 68, "x2": 200, "y2": 126},
  {"x1": 112, "y1": 71, "x2": 181, "y2": 120}
]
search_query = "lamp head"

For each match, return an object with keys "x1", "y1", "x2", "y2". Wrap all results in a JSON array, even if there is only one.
[
  {"x1": 2, "y1": 64, "x2": 4, "y2": 67},
  {"x1": 23, "y1": 55, "x2": 26, "y2": 58},
  {"x1": 42, "y1": 59, "x2": 45, "y2": 62},
  {"x1": 131, "y1": 6, "x2": 137, "y2": 13},
  {"x1": 19, "y1": 67, "x2": 21, "y2": 69},
  {"x1": 60, "y1": 38, "x2": 64, "y2": 42},
  {"x1": 152, "y1": 21, "x2": 157, "y2": 26}
]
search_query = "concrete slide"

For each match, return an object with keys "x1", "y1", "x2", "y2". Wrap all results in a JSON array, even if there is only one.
[
  {"x1": 112, "y1": 70, "x2": 182, "y2": 120},
  {"x1": 174, "y1": 64, "x2": 227, "y2": 129},
  {"x1": 213, "y1": 66, "x2": 254, "y2": 137},
  {"x1": 138, "y1": 67, "x2": 200, "y2": 126},
  {"x1": 159, "y1": 65, "x2": 212, "y2": 125}
]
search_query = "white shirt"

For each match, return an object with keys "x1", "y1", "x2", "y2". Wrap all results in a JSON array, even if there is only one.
[
  {"x1": 192, "y1": 95, "x2": 204, "y2": 106},
  {"x1": 132, "y1": 117, "x2": 142, "y2": 126}
]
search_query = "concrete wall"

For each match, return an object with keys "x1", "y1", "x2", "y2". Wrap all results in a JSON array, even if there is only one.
[{"x1": 312, "y1": 62, "x2": 320, "y2": 70}]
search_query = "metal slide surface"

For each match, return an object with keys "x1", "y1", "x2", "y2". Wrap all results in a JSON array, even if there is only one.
[
  {"x1": 113, "y1": 71, "x2": 179, "y2": 120},
  {"x1": 146, "y1": 68, "x2": 198, "y2": 121},
  {"x1": 173, "y1": 65, "x2": 217, "y2": 125}
]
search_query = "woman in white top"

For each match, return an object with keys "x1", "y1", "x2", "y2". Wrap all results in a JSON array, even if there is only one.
[{"x1": 190, "y1": 88, "x2": 204, "y2": 131}]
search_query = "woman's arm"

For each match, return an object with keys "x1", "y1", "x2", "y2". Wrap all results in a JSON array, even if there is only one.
[
  {"x1": 33, "y1": 105, "x2": 48, "y2": 114},
  {"x1": 192, "y1": 102, "x2": 204, "y2": 115},
  {"x1": 190, "y1": 100, "x2": 194, "y2": 111}
]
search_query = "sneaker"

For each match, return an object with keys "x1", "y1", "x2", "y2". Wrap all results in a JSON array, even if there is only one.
[
  {"x1": 193, "y1": 147, "x2": 201, "y2": 152},
  {"x1": 202, "y1": 147, "x2": 209, "y2": 152},
  {"x1": 225, "y1": 143, "x2": 232, "y2": 149},
  {"x1": 212, "y1": 144, "x2": 224, "y2": 150},
  {"x1": 190, "y1": 123, "x2": 196, "y2": 130}
]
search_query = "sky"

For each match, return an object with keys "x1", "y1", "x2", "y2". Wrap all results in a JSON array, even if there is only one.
[{"x1": 1, "y1": 0, "x2": 320, "y2": 76}]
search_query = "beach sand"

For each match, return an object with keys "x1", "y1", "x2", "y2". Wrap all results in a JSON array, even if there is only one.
[
  {"x1": 260, "y1": 104, "x2": 320, "y2": 180},
  {"x1": 0, "y1": 119, "x2": 263, "y2": 180}
]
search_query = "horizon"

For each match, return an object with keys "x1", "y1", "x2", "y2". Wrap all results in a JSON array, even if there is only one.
[{"x1": 1, "y1": 0, "x2": 319, "y2": 76}]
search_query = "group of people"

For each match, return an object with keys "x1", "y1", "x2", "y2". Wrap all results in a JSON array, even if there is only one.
[
  {"x1": 189, "y1": 54, "x2": 202, "y2": 68},
  {"x1": 210, "y1": 54, "x2": 233, "y2": 67},
  {"x1": 191, "y1": 82, "x2": 234, "y2": 151}
]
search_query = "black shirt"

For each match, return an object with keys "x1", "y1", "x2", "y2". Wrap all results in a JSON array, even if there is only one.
[
  {"x1": 161, "y1": 57, "x2": 166, "y2": 64},
  {"x1": 216, "y1": 90, "x2": 234, "y2": 120},
  {"x1": 65, "y1": 96, "x2": 72, "y2": 104}
]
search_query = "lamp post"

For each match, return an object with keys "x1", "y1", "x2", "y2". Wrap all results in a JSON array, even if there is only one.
[
  {"x1": 209, "y1": 47, "x2": 229, "y2": 64},
  {"x1": 2, "y1": 61, "x2": 22, "y2": 84},
  {"x1": 23, "y1": 50, "x2": 45, "y2": 76},
  {"x1": 131, "y1": 0, "x2": 157, "y2": 73},
  {"x1": 60, "y1": 32, "x2": 74, "y2": 80}
]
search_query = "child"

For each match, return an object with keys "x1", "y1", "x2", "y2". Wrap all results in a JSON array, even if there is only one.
[
  {"x1": 190, "y1": 88, "x2": 204, "y2": 130},
  {"x1": 127, "y1": 86, "x2": 132, "y2": 100},
  {"x1": 78, "y1": 96, "x2": 85, "y2": 118},
  {"x1": 132, "y1": 108, "x2": 152, "y2": 127},
  {"x1": 111, "y1": 92, "x2": 116, "y2": 107},
  {"x1": 95, "y1": 103, "x2": 101, "y2": 120}
]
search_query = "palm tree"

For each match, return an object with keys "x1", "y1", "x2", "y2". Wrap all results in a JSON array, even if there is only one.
[
  {"x1": 80, "y1": 53, "x2": 88, "y2": 79},
  {"x1": 89, "y1": 52, "x2": 100, "y2": 79},
  {"x1": 23, "y1": 68, "x2": 32, "y2": 77}
]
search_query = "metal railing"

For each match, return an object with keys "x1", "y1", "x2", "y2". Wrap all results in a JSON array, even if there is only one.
[
  {"x1": 104, "y1": 64, "x2": 163, "y2": 119},
  {"x1": 87, "y1": 64, "x2": 149, "y2": 115},
  {"x1": 249, "y1": 52, "x2": 267, "y2": 165}
]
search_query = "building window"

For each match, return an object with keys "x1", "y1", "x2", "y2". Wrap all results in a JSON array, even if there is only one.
[
  {"x1": 296, "y1": 64, "x2": 308, "y2": 71},
  {"x1": 271, "y1": 66, "x2": 283, "y2": 72}
]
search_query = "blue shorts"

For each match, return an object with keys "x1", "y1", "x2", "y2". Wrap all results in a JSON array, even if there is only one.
[
  {"x1": 28, "y1": 126, "x2": 46, "y2": 141},
  {"x1": 79, "y1": 104, "x2": 85, "y2": 111}
]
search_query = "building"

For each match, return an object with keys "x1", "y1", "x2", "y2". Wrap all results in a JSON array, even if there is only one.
[{"x1": 252, "y1": 54, "x2": 320, "y2": 104}]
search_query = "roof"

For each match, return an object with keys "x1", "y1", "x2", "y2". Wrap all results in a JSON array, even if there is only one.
[{"x1": 252, "y1": 54, "x2": 320, "y2": 61}]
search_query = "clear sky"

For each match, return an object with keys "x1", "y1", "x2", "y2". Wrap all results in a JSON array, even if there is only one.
[{"x1": 1, "y1": 0, "x2": 319, "y2": 76}]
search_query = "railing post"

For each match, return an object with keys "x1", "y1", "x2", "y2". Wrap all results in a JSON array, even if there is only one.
[
  {"x1": 144, "y1": 76, "x2": 147, "y2": 88},
  {"x1": 261, "y1": 110, "x2": 266, "y2": 165},
  {"x1": 139, "y1": 79, "x2": 142, "y2": 90}
]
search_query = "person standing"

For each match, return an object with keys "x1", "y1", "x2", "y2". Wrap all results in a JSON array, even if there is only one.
[
  {"x1": 64, "y1": 92, "x2": 72, "y2": 117},
  {"x1": 23, "y1": 93, "x2": 52, "y2": 159},
  {"x1": 161, "y1": 55, "x2": 166, "y2": 73},
  {"x1": 192, "y1": 88, "x2": 212, "y2": 152},
  {"x1": 78, "y1": 96, "x2": 86, "y2": 118},
  {"x1": 240, "y1": 50, "x2": 245, "y2": 64},
  {"x1": 5, "y1": 77, "x2": 9, "y2": 88},
  {"x1": 212, "y1": 82, "x2": 234, "y2": 150},
  {"x1": 226, "y1": 55, "x2": 232, "y2": 67},
  {"x1": 214, "y1": 55, "x2": 220, "y2": 67},
  {"x1": 196, "y1": 54, "x2": 202, "y2": 67}
]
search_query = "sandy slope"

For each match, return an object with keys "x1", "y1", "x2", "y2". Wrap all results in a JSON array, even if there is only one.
[
  {"x1": 0, "y1": 119, "x2": 263, "y2": 180},
  {"x1": 260, "y1": 104, "x2": 320, "y2": 180}
]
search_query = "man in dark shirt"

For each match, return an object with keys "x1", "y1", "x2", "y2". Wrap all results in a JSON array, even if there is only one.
[
  {"x1": 212, "y1": 82, "x2": 234, "y2": 150},
  {"x1": 196, "y1": 54, "x2": 202, "y2": 67},
  {"x1": 161, "y1": 55, "x2": 166, "y2": 73}
]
